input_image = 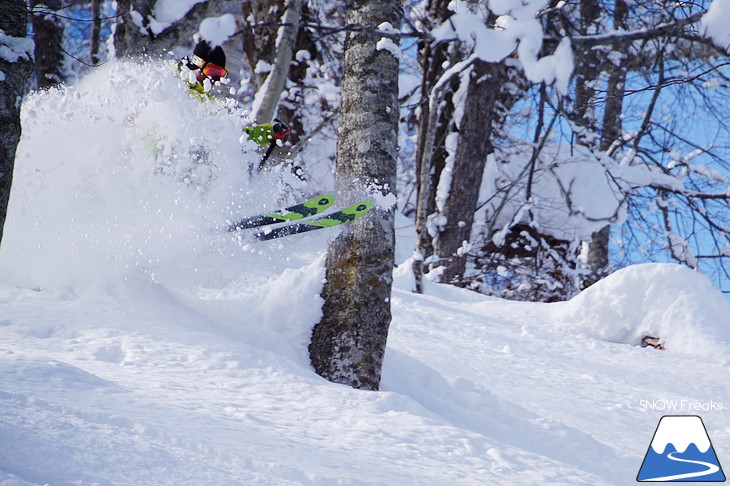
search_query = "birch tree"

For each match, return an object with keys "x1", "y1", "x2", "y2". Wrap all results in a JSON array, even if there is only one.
[
  {"x1": 248, "y1": 0, "x2": 303, "y2": 125},
  {"x1": 0, "y1": 0, "x2": 34, "y2": 246},
  {"x1": 242, "y1": 0, "x2": 345, "y2": 162},
  {"x1": 309, "y1": 0, "x2": 402, "y2": 391}
]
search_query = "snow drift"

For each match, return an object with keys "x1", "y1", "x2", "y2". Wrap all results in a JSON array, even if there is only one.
[{"x1": 553, "y1": 263, "x2": 730, "y2": 360}]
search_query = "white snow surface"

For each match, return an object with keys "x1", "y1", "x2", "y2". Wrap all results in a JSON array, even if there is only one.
[{"x1": 1, "y1": 60, "x2": 730, "y2": 485}]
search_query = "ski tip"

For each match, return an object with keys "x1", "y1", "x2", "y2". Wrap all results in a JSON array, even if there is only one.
[
  {"x1": 308, "y1": 194, "x2": 337, "y2": 210},
  {"x1": 315, "y1": 193, "x2": 337, "y2": 204},
  {"x1": 351, "y1": 200, "x2": 373, "y2": 214},
  {"x1": 337, "y1": 200, "x2": 374, "y2": 219}
]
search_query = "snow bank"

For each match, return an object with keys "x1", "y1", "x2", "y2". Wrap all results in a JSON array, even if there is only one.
[{"x1": 552, "y1": 263, "x2": 730, "y2": 359}]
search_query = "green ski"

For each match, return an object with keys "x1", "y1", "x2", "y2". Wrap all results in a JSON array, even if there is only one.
[
  {"x1": 227, "y1": 193, "x2": 336, "y2": 231},
  {"x1": 255, "y1": 200, "x2": 374, "y2": 241}
]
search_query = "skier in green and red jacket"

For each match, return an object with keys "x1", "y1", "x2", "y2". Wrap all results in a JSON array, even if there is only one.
[{"x1": 178, "y1": 41, "x2": 291, "y2": 153}]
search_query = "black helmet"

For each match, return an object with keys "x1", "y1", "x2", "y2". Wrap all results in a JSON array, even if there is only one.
[{"x1": 191, "y1": 40, "x2": 226, "y2": 69}]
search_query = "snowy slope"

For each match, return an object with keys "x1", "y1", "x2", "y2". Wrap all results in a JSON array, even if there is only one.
[{"x1": 1, "y1": 60, "x2": 729, "y2": 486}]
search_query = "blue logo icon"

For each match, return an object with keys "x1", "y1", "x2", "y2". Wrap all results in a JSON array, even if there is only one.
[{"x1": 637, "y1": 415, "x2": 726, "y2": 482}]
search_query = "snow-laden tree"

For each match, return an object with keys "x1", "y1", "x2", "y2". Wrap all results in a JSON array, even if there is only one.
[
  {"x1": 410, "y1": 0, "x2": 571, "y2": 294},
  {"x1": 309, "y1": 0, "x2": 402, "y2": 391},
  {"x1": 408, "y1": 0, "x2": 730, "y2": 300},
  {"x1": 0, "y1": 0, "x2": 34, "y2": 247}
]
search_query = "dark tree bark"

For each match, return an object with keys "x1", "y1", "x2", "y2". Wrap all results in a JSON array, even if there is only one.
[
  {"x1": 571, "y1": 0, "x2": 602, "y2": 147},
  {"x1": 582, "y1": 0, "x2": 628, "y2": 289},
  {"x1": 90, "y1": 0, "x2": 102, "y2": 65},
  {"x1": 241, "y1": 0, "x2": 283, "y2": 91},
  {"x1": 433, "y1": 59, "x2": 508, "y2": 284},
  {"x1": 0, "y1": 0, "x2": 34, "y2": 247},
  {"x1": 30, "y1": 0, "x2": 64, "y2": 89},
  {"x1": 309, "y1": 0, "x2": 402, "y2": 391},
  {"x1": 412, "y1": 0, "x2": 459, "y2": 293}
]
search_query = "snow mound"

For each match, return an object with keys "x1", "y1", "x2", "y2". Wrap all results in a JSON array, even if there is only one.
[{"x1": 552, "y1": 263, "x2": 730, "y2": 359}]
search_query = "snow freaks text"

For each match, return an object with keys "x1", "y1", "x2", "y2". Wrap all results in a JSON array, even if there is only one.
[{"x1": 640, "y1": 400, "x2": 725, "y2": 413}]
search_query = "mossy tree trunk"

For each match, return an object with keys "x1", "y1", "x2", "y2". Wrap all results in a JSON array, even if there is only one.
[{"x1": 309, "y1": 0, "x2": 402, "y2": 391}]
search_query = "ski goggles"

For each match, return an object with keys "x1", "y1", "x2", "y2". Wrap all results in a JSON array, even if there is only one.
[{"x1": 188, "y1": 54, "x2": 227, "y2": 80}]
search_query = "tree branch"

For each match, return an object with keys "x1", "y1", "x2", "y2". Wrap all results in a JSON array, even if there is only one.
[
  {"x1": 563, "y1": 11, "x2": 705, "y2": 47},
  {"x1": 232, "y1": 21, "x2": 427, "y2": 42}
]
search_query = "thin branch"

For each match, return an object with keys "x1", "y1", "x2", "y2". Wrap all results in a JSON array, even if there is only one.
[
  {"x1": 60, "y1": 44, "x2": 106, "y2": 67},
  {"x1": 563, "y1": 11, "x2": 705, "y2": 47},
  {"x1": 28, "y1": 5, "x2": 123, "y2": 23},
  {"x1": 623, "y1": 61, "x2": 730, "y2": 96},
  {"x1": 231, "y1": 21, "x2": 428, "y2": 42},
  {"x1": 651, "y1": 183, "x2": 730, "y2": 199}
]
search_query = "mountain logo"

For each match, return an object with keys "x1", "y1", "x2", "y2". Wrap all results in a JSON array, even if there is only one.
[{"x1": 637, "y1": 415, "x2": 726, "y2": 482}]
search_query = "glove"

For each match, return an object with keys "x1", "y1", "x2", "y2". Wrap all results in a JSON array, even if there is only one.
[{"x1": 272, "y1": 119, "x2": 291, "y2": 142}]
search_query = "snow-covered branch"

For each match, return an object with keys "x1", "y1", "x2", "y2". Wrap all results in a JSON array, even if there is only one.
[
  {"x1": 232, "y1": 21, "x2": 426, "y2": 42},
  {"x1": 564, "y1": 11, "x2": 705, "y2": 47}
]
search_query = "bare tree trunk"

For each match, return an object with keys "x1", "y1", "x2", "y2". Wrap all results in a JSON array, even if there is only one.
[
  {"x1": 433, "y1": 60, "x2": 507, "y2": 284},
  {"x1": 572, "y1": 0, "x2": 602, "y2": 147},
  {"x1": 309, "y1": 0, "x2": 402, "y2": 391},
  {"x1": 252, "y1": 0, "x2": 302, "y2": 124},
  {"x1": 276, "y1": 2, "x2": 320, "y2": 146},
  {"x1": 412, "y1": 79, "x2": 454, "y2": 292},
  {"x1": 412, "y1": 27, "x2": 459, "y2": 293},
  {"x1": 30, "y1": 0, "x2": 64, "y2": 89},
  {"x1": 0, "y1": 0, "x2": 34, "y2": 247},
  {"x1": 90, "y1": 0, "x2": 102, "y2": 65},
  {"x1": 581, "y1": 0, "x2": 628, "y2": 289},
  {"x1": 241, "y1": 0, "x2": 284, "y2": 90}
]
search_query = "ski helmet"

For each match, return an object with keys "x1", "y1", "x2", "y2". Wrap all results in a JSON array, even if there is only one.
[{"x1": 189, "y1": 41, "x2": 226, "y2": 69}]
